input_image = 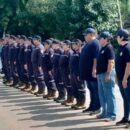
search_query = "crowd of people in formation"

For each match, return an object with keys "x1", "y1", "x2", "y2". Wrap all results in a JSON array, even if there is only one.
[{"x1": 0, "y1": 27, "x2": 130, "y2": 128}]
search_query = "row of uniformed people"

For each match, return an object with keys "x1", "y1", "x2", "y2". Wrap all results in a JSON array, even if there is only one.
[
  {"x1": 0, "y1": 35, "x2": 86, "y2": 110},
  {"x1": 0, "y1": 27, "x2": 130, "y2": 128}
]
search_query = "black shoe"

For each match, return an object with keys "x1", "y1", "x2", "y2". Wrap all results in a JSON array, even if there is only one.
[
  {"x1": 10, "y1": 82, "x2": 17, "y2": 87},
  {"x1": 116, "y1": 118, "x2": 128, "y2": 126},
  {"x1": 54, "y1": 97, "x2": 60, "y2": 102},
  {"x1": 3, "y1": 80, "x2": 8, "y2": 84},
  {"x1": 82, "y1": 107, "x2": 93, "y2": 113},
  {"x1": 89, "y1": 109, "x2": 101, "y2": 116},
  {"x1": 54, "y1": 96, "x2": 63, "y2": 102}
]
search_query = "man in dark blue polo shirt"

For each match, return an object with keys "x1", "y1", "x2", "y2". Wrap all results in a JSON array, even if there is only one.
[
  {"x1": 97, "y1": 31, "x2": 117, "y2": 122},
  {"x1": 80, "y1": 28, "x2": 100, "y2": 114},
  {"x1": 115, "y1": 29, "x2": 130, "y2": 127}
]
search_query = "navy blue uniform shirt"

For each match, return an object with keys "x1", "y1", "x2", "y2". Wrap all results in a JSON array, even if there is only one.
[
  {"x1": 15, "y1": 44, "x2": 20, "y2": 62},
  {"x1": 52, "y1": 48, "x2": 63, "y2": 68},
  {"x1": 31, "y1": 44, "x2": 44, "y2": 66},
  {"x1": 25, "y1": 45, "x2": 34, "y2": 64},
  {"x1": 115, "y1": 43, "x2": 130, "y2": 80},
  {"x1": 3, "y1": 44, "x2": 9, "y2": 63},
  {"x1": 41, "y1": 48, "x2": 54, "y2": 71},
  {"x1": 97, "y1": 43, "x2": 115, "y2": 74},
  {"x1": 79, "y1": 39, "x2": 100, "y2": 81},
  {"x1": 18, "y1": 44, "x2": 26, "y2": 64},
  {"x1": 1, "y1": 45, "x2": 6, "y2": 61},
  {"x1": 59, "y1": 49, "x2": 73, "y2": 69},
  {"x1": 69, "y1": 50, "x2": 80, "y2": 76},
  {"x1": 8, "y1": 43, "x2": 16, "y2": 63}
]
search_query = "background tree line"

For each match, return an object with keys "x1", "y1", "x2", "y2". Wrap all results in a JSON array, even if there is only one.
[{"x1": 0, "y1": 0, "x2": 130, "y2": 40}]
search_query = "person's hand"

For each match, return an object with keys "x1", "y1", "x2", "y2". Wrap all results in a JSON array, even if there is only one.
[
  {"x1": 38, "y1": 67, "x2": 42, "y2": 72},
  {"x1": 68, "y1": 74, "x2": 71, "y2": 79},
  {"x1": 105, "y1": 73, "x2": 111, "y2": 82},
  {"x1": 122, "y1": 79, "x2": 128, "y2": 89},
  {"x1": 24, "y1": 64, "x2": 28, "y2": 70},
  {"x1": 14, "y1": 61, "x2": 16, "y2": 65},
  {"x1": 49, "y1": 71, "x2": 52, "y2": 75},
  {"x1": 92, "y1": 70, "x2": 97, "y2": 78},
  {"x1": 77, "y1": 76, "x2": 80, "y2": 81}
]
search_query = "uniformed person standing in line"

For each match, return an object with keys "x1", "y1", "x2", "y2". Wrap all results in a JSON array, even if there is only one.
[
  {"x1": 9, "y1": 35, "x2": 20, "y2": 87},
  {"x1": 59, "y1": 40, "x2": 74, "y2": 106},
  {"x1": 1, "y1": 35, "x2": 10, "y2": 84},
  {"x1": 31, "y1": 36, "x2": 46, "y2": 96},
  {"x1": 41, "y1": 40, "x2": 57, "y2": 100},
  {"x1": 21, "y1": 37, "x2": 32, "y2": 92},
  {"x1": 51, "y1": 40, "x2": 65, "y2": 102},
  {"x1": 23, "y1": 37, "x2": 37, "y2": 92},
  {"x1": 13, "y1": 36, "x2": 22, "y2": 88},
  {"x1": 6, "y1": 35, "x2": 16, "y2": 86},
  {"x1": 115, "y1": 29, "x2": 130, "y2": 128},
  {"x1": 70, "y1": 39, "x2": 86, "y2": 109},
  {"x1": 18, "y1": 35, "x2": 28, "y2": 90}
]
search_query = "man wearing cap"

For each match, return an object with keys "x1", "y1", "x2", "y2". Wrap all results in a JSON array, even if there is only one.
[
  {"x1": 41, "y1": 39, "x2": 57, "y2": 100},
  {"x1": 23, "y1": 37, "x2": 37, "y2": 92},
  {"x1": 70, "y1": 39, "x2": 86, "y2": 109},
  {"x1": 58, "y1": 40, "x2": 74, "y2": 105},
  {"x1": 18, "y1": 35, "x2": 29, "y2": 89},
  {"x1": 80, "y1": 28, "x2": 101, "y2": 114},
  {"x1": 2, "y1": 34, "x2": 10, "y2": 84},
  {"x1": 115, "y1": 29, "x2": 130, "y2": 127},
  {"x1": 97, "y1": 31, "x2": 117, "y2": 122},
  {"x1": 8, "y1": 35, "x2": 20, "y2": 87},
  {"x1": 14, "y1": 35, "x2": 22, "y2": 88},
  {"x1": 21, "y1": 37, "x2": 33, "y2": 92},
  {"x1": 31, "y1": 36, "x2": 46, "y2": 96},
  {"x1": 52, "y1": 40, "x2": 65, "y2": 102},
  {"x1": 6, "y1": 35, "x2": 17, "y2": 86}
]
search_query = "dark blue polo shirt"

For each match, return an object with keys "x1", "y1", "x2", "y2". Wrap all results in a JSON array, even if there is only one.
[
  {"x1": 79, "y1": 39, "x2": 100, "y2": 81},
  {"x1": 115, "y1": 43, "x2": 130, "y2": 80},
  {"x1": 97, "y1": 43, "x2": 115, "y2": 74}
]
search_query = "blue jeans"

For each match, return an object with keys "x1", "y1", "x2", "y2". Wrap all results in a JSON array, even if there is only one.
[
  {"x1": 118, "y1": 80, "x2": 130, "y2": 120},
  {"x1": 97, "y1": 69, "x2": 117, "y2": 119},
  {"x1": 87, "y1": 81, "x2": 100, "y2": 110}
]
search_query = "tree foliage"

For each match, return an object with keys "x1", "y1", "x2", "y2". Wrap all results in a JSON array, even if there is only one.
[{"x1": 0, "y1": 0, "x2": 125, "y2": 39}]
